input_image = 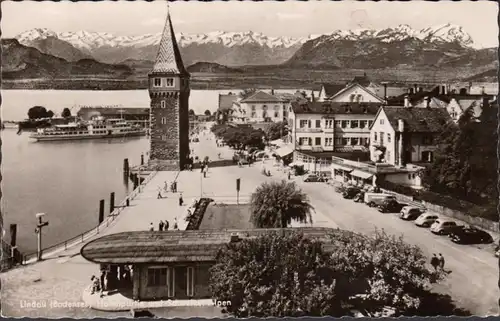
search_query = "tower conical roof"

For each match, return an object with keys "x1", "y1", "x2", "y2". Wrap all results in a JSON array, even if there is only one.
[{"x1": 151, "y1": 13, "x2": 187, "y2": 75}]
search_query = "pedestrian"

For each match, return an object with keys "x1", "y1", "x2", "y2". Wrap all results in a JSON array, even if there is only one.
[
  {"x1": 149, "y1": 222, "x2": 154, "y2": 231},
  {"x1": 173, "y1": 221, "x2": 178, "y2": 230},
  {"x1": 438, "y1": 253, "x2": 445, "y2": 271},
  {"x1": 91, "y1": 275, "x2": 100, "y2": 294},
  {"x1": 430, "y1": 253, "x2": 439, "y2": 271},
  {"x1": 159, "y1": 220, "x2": 164, "y2": 231},
  {"x1": 99, "y1": 270, "x2": 106, "y2": 297},
  {"x1": 174, "y1": 181, "x2": 178, "y2": 193},
  {"x1": 170, "y1": 182, "x2": 175, "y2": 193},
  {"x1": 164, "y1": 220, "x2": 169, "y2": 230},
  {"x1": 157, "y1": 187, "x2": 163, "y2": 199},
  {"x1": 164, "y1": 181, "x2": 169, "y2": 193},
  {"x1": 288, "y1": 172, "x2": 291, "y2": 180},
  {"x1": 179, "y1": 193, "x2": 184, "y2": 206}
]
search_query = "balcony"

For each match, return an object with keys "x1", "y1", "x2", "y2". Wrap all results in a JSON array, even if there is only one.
[{"x1": 296, "y1": 127, "x2": 323, "y2": 133}]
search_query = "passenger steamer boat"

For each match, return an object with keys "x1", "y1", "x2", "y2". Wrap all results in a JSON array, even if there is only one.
[{"x1": 30, "y1": 117, "x2": 147, "y2": 142}]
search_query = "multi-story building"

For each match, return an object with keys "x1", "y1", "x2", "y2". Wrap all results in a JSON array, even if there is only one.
[
  {"x1": 288, "y1": 101, "x2": 381, "y2": 172},
  {"x1": 216, "y1": 93, "x2": 239, "y2": 124},
  {"x1": 237, "y1": 90, "x2": 291, "y2": 123},
  {"x1": 328, "y1": 82, "x2": 386, "y2": 103}
]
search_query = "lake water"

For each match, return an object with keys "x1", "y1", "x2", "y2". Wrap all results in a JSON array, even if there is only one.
[{"x1": 1, "y1": 89, "x2": 306, "y2": 253}]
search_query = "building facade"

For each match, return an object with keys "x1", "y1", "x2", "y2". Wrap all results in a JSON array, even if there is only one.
[
  {"x1": 148, "y1": 12, "x2": 190, "y2": 170},
  {"x1": 237, "y1": 91, "x2": 289, "y2": 123}
]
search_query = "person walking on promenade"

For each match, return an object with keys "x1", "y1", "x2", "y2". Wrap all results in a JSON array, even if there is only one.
[
  {"x1": 438, "y1": 253, "x2": 445, "y2": 271},
  {"x1": 99, "y1": 270, "x2": 106, "y2": 297},
  {"x1": 173, "y1": 218, "x2": 178, "y2": 230},
  {"x1": 179, "y1": 193, "x2": 184, "y2": 206},
  {"x1": 149, "y1": 223, "x2": 154, "y2": 231},
  {"x1": 91, "y1": 275, "x2": 100, "y2": 294},
  {"x1": 159, "y1": 220, "x2": 164, "y2": 231},
  {"x1": 164, "y1": 181, "x2": 169, "y2": 193},
  {"x1": 430, "y1": 253, "x2": 439, "y2": 271},
  {"x1": 174, "y1": 181, "x2": 178, "y2": 193},
  {"x1": 157, "y1": 187, "x2": 163, "y2": 199},
  {"x1": 164, "y1": 220, "x2": 169, "y2": 231}
]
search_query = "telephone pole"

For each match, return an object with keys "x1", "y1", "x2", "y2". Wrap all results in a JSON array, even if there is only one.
[{"x1": 35, "y1": 213, "x2": 49, "y2": 261}]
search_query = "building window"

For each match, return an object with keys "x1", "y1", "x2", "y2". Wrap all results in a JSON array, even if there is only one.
[
  {"x1": 161, "y1": 117, "x2": 166, "y2": 125},
  {"x1": 263, "y1": 111, "x2": 268, "y2": 118},
  {"x1": 386, "y1": 151, "x2": 391, "y2": 163},
  {"x1": 364, "y1": 137, "x2": 370, "y2": 145},
  {"x1": 359, "y1": 120, "x2": 367, "y2": 129},
  {"x1": 315, "y1": 137, "x2": 321, "y2": 145},
  {"x1": 274, "y1": 111, "x2": 279, "y2": 118},
  {"x1": 350, "y1": 94, "x2": 355, "y2": 102},
  {"x1": 341, "y1": 120, "x2": 349, "y2": 128},
  {"x1": 283, "y1": 105, "x2": 287, "y2": 110},
  {"x1": 325, "y1": 119, "x2": 333, "y2": 128},
  {"x1": 251, "y1": 105, "x2": 256, "y2": 111},
  {"x1": 147, "y1": 267, "x2": 168, "y2": 287},
  {"x1": 380, "y1": 119, "x2": 385, "y2": 125},
  {"x1": 368, "y1": 120, "x2": 373, "y2": 127},
  {"x1": 165, "y1": 78, "x2": 174, "y2": 87},
  {"x1": 422, "y1": 151, "x2": 434, "y2": 162},
  {"x1": 283, "y1": 111, "x2": 288, "y2": 117},
  {"x1": 387, "y1": 133, "x2": 391, "y2": 143},
  {"x1": 161, "y1": 101, "x2": 166, "y2": 109},
  {"x1": 274, "y1": 105, "x2": 280, "y2": 111},
  {"x1": 335, "y1": 120, "x2": 341, "y2": 128},
  {"x1": 356, "y1": 94, "x2": 363, "y2": 102},
  {"x1": 300, "y1": 120, "x2": 308, "y2": 128},
  {"x1": 351, "y1": 120, "x2": 359, "y2": 128},
  {"x1": 374, "y1": 132, "x2": 378, "y2": 141},
  {"x1": 153, "y1": 78, "x2": 161, "y2": 87},
  {"x1": 263, "y1": 105, "x2": 268, "y2": 111},
  {"x1": 315, "y1": 120, "x2": 321, "y2": 128},
  {"x1": 325, "y1": 137, "x2": 333, "y2": 146},
  {"x1": 335, "y1": 137, "x2": 342, "y2": 146},
  {"x1": 351, "y1": 137, "x2": 359, "y2": 145},
  {"x1": 308, "y1": 137, "x2": 312, "y2": 145},
  {"x1": 342, "y1": 138, "x2": 349, "y2": 145},
  {"x1": 380, "y1": 132, "x2": 384, "y2": 144},
  {"x1": 187, "y1": 267, "x2": 194, "y2": 297}
]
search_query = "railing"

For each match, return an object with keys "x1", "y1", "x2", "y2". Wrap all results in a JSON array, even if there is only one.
[{"x1": 21, "y1": 171, "x2": 158, "y2": 265}]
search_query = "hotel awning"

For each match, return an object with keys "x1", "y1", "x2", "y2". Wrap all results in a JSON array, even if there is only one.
[
  {"x1": 350, "y1": 170, "x2": 373, "y2": 180},
  {"x1": 331, "y1": 163, "x2": 354, "y2": 172},
  {"x1": 275, "y1": 146, "x2": 294, "y2": 157}
]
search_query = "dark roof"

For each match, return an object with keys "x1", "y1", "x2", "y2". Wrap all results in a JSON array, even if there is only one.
[
  {"x1": 80, "y1": 228, "x2": 337, "y2": 264},
  {"x1": 350, "y1": 75, "x2": 372, "y2": 87},
  {"x1": 321, "y1": 83, "x2": 346, "y2": 97},
  {"x1": 77, "y1": 107, "x2": 149, "y2": 115},
  {"x1": 382, "y1": 106, "x2": 452, "y2": 133},
  {"x1": 218, "y1": 94, "x2": 238, "y2": 112},
  {"x1": 240, "y1": 91, "x2": 283, "y2": 103},
  {"x1": 151, "y1": 14, "x2": 187, "y2": 75},
  {"x1": 386, "y1": 88, "x2": 451, "y2": 105},
  {"x1": 291, "y1": 101, "x2": 382, "y2": 115}
]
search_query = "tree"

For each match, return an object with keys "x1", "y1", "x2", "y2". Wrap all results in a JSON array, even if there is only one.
[
  {"x1": 204, "y1": 109, "x2": 212, "y2": 116},
  {"x1": 189, "y1": 109, "x2": 195, "y2": 116},
  {"x1": 266, "y1": 121, "x2": 289, "y2": 141},
  {"x1": 240, "y1": 88, "x2": 257, "y2": 98},
  {"x1": 210, "y1": 231, "x2": 341, "y2": 317},
  {"x1": 27, "y1": 106, "x2": 55, "y2": 120},
  {"x1": 61, "y1": 108, "x2": 72, "y2": 118},
  {"x1": 328, "y1": 229, "x2": 444, "y2": 316},
  {"x1": 250, "y1": 180, "x2": 314, "y2": 228}
]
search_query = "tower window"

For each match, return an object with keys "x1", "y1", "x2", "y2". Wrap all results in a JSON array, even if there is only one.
[
  {"x1": 161, "y1": 101, "x2": 166, "y2": 109},
  {"x1": 154, "y1": 78, "x2": 161, "y2": 87},
  {"x1": 165, "y1": 78, "x2": 174, "y2": 87},
  {"x1": 161, "y1": 117, "x2": 166, "y2": 124}
]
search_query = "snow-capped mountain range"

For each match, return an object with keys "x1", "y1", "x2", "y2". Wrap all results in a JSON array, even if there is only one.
[{"x1": 12, "y1": 23, "x2": 486, "y2": 68}]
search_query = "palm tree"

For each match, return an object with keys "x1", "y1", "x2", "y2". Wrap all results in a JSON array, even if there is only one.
[{"x1": 250, "y1": 180, "x2": 314, "y2": 228}]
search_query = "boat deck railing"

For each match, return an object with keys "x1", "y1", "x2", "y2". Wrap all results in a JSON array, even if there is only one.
[{"x1": 21, "y1": 170, "x2": 159, "y2": 265}]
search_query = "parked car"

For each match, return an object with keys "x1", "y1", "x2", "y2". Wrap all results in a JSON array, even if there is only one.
[
  {"x1": 495, "y1": 245, "x2": 500, "y2": 257},
  {"x1": 449, "y1": 226, "x2": 494, "y2": 244},
  {"x1": 353, "y1": 191, "x2": 365, "y2": 203},
  {"x1": 378, "y1": 199, "x2": 407, "y2": 213},
  {"x1": 399, "y1": 206, "x2": 425, "y2": 220},
  {"x1": 303, "y1": 174, "x2": 323, "y2": 182},
  {"x1": 414, "y1": 214, "x2": 439, "y2": 227},
  {"x1": 343, "y1": 187, "x2": 361, "y2": 199},
  {"x1": 429, "y1": 219, "x2": 460, "y2": 235},
  {"x1": 364, "y1": 193, "x2": 396, "y2": 207}
]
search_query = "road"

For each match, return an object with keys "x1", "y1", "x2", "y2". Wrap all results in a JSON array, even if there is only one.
[{"x1": 193, "y1": 130, "x2": 499, "y2": 316}]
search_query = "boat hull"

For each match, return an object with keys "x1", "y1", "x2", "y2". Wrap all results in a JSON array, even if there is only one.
[{"x1": 30, "y1": 131, "x2": 147, "y2": 142}]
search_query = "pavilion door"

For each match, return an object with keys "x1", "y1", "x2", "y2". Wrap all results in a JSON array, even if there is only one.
[{"x1": 175, "y1": 266, "x2": 187, "y2": 299}]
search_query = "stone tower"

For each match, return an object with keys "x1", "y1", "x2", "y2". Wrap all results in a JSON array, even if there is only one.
[{"x1": 148, "y1": 11, "x2": 190, "y2": 171}]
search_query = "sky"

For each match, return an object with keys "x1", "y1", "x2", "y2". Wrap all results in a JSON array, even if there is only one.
[{"x1": 2, "y1": 1, "x2": 498, "y2": 48}]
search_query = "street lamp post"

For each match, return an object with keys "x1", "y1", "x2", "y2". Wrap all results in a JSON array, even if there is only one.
[
  {"x1": 35, "y1": 213, "x2": 49, "y2": 261},
  {"x1": 200, "y1": 171, "x2": 203, "y2": 198}
]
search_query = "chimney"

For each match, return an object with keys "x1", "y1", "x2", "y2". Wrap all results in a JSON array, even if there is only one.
[
  {"x1": 311, "y1": 90, "x2": 315, "y2": 102},
  {"x1": 413, "y1": 84, "x2": 418, "y2": 93},
  {"x1": 404, "y1": 95, "x2": 410, "y2": 107},
  {"x1": 424, "y1": 96, "x2": 430, "y2": 108},
  {"x1": 418, "y1": 87, "x2": 423, "y2": 93},
  {"x1": 382, "y1": 82, "x2": 388, "y2": 99},
  {"x1": 397, "y1": 119, "x2": 405, "y2": 167},
  {"x1": 481, "y1": 86, "x2": 485, "y2": 95},
  {"x1": 271, "y1": 88, "x2": 275, "y2": 96},
  {"x1": 469, "y1": 82, "x2": 472, "y2": 94}
]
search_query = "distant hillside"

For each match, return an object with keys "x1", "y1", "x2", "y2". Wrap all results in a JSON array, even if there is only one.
[
  {"x1": 463, "y1": 68, "x2": 498, "y2": 82},
  {"x1": 18, "y1": 36, "x2": 92, "y2": 62},
  {"x1": 187, "y1": 62, "x2": 243, "y2": 73},
  {"x1": 1, "y1": 39, "x2": 133, "y2": 80}
]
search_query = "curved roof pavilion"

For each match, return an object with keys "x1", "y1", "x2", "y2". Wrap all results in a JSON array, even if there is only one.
[{"x1": 80, "y1": 227, "x2": 338, "y2": 265}]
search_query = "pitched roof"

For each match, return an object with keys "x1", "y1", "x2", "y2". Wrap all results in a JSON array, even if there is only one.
[
  {"x1": 80, "y1": 228, "x2": 339, "y2": 264},
  {"x1": 151, "y1": 13, "x2": 187, "y2": 75},
  {"x1": 239, "y1": 90, "x2": 283, "y2": 103},
  {"x1": 329, "y1": 83, "x2": 386, "y2": 102},
  {"x1": 321, "y1": 83, "x2": 346, "y2": 97},
  {"x1": 218, "y1": 94, "x2": 238, "y2": 111},
  {"x1": 291, "y1": 101, "x2": 382, "y2": 115},
  {"x1": 387, "y1": 89, "x2": 451, "y2": 105},
  {"x1": 382, "y1": 106, "x2": 452, "y2": 133}
]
